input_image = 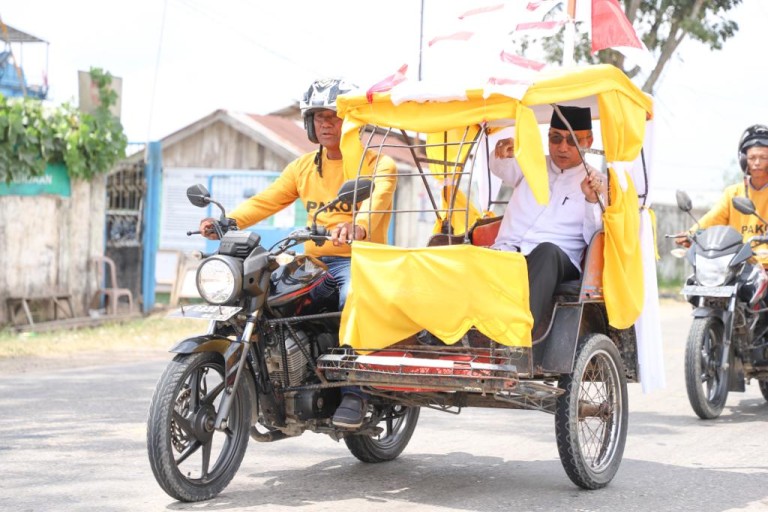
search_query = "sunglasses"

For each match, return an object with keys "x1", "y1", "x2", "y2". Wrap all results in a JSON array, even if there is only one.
[{"x1": 548, "y1": 133, "x2": 588, "y2": 147}]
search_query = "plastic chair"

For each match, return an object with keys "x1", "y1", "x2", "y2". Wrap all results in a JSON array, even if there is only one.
[{"x1": 90, "y1": 255, "x2": 134, "y2": 315}]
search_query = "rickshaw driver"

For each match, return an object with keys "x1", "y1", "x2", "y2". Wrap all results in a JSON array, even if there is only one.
[
  {"x1": 199, "y1": 77, "x2": 398, "y2": 429},
  {"x1": 491, "y1": 106, "x2": 607, "y2": 337}
]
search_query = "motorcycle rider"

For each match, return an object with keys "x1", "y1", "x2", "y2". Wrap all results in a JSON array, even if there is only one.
[
  {"x1": 675, "y1": 124, "x2": 768, "y2": 265},
  {"x1": 199, "y1": 77, "x2": 398, "y2": 428}
]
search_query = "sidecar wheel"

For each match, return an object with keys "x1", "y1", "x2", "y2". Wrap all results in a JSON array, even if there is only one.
[
  {"x1": 556, "y1": 333, "x2": 628, "y2": 490},
  {"x1": 685, "y1": 317, "x2": 729, "y2": 419},
  {"x1": 345, "y1": 405, "x2": 419, "y2": 462},
  {"x1": 759, "y1": 380, "x2": 768, "y2": 402},
  {"x1": 147, "y1": 352, "x2": 253, "y2": 502}
]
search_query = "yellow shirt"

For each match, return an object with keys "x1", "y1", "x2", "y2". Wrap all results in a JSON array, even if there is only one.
[
  {"x1": 228, "y1": 148, "x2": 397, "y2": 257},
  {"x1": 693, "y1": 181, "x2": 768, "y2": 265}
]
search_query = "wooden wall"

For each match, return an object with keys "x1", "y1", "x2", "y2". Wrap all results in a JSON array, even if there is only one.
[
  {"x1": 0, "y1": 177, "x2": 106, "y2": 324},
  {"x1": 161, "y1": 122, "x2": 292, "y2": 170}
]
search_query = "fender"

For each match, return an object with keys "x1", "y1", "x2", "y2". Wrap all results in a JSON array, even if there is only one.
[
  {"x1": 691, "y1": 306, "x2": 728, "y2": 323},
  {"x1": 535, "y1": 302, "x2": 613, "y2": 375},
  {"x1": 170, "y1": 334, "x2": 245, "y2": 384}
]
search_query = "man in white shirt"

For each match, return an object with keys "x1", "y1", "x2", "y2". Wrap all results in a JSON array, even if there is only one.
[{"x1": 491, "y1": 106, "x2": 607, "y2": 338}]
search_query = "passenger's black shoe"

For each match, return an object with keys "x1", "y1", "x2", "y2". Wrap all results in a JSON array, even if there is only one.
[{"x1": 332, "y1": 394, "x2": 367, "y2": 428}]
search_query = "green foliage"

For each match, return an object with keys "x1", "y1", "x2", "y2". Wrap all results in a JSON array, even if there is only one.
[{"x1": 0, "y1": 67, "x2": 128, "y2": 184}]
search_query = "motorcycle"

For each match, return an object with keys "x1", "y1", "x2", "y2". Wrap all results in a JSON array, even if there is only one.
[
  {"x1": 147, "y1": 178, "x2": 421, "y2": 502},
  {"x1": 674, "y1": 190, "x2": 768, "y2": 419}
]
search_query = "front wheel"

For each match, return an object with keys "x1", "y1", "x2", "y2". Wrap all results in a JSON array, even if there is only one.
[
  {"x1": 147, "y1": 352, "x2": 254, "y2": 502},
  {"x1": 685, "y1": 317, "x2": 729, "y2": 419},
  {"x1": 759, "y1": 380, "x2": 768, "y2": 402},
  {"x1": 556, "y1": 333, "x2": 628, "y2": 490},
  {"x1": 345, "y1": 404, "x2": 420, "y2": 462}
]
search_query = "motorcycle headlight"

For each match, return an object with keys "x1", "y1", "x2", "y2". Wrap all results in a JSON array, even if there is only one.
[
  {"x1": 694, "y1": 254, "x2": 733, "y2": 287},
  {"x1": 196, "y1": 256, "x2": 243, "y2": 304}
]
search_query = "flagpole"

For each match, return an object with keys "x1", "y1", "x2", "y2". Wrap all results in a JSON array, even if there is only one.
[
  {"x1": 562, "y1": 0, "x2": 577, "y2": 66},
  {"x1": 418, "y1": 0, "x2": 425, "y2": 80}
]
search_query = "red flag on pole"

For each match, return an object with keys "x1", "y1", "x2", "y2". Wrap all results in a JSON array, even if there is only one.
[
  {"x1": 591, "y1": 0, "x2": 642, "y2": 53},
  {"x1": 366, "y1": 64, "x2": 409, "y2": 103}
]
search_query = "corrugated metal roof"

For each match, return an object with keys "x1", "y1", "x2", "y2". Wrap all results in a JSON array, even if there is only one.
[{"x1": 0, "y1": 24, "x2": 47, "y2": 44}]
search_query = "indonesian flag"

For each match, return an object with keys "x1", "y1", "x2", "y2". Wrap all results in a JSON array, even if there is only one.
[
  {"x1": 591, "y1": 0, "x2": 642, "y2": 53},
  {"x1": 366, "y1": 64, "x2": 408, "y2": 102},
  {"x1": 590, "y1": 0, "x2": 654, "y2": 68}
]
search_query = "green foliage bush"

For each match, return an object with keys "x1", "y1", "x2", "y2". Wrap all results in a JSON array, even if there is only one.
[{"x1": 0, "y1": 67, "x2": 128, "y2": 184}]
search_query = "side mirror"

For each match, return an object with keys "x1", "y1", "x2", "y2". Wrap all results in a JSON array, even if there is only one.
[
  {"x1": 732, "y1": 196, "x2": 757, "y2": 215},
  {"x1": 336, "y1": 178, "x2": 373, "y2": 206},
  {"x1": 187, "y1": 184, "x2": 211, "y2": 208},
  {"x1": 675, "y1": 190, "x2": 692, "y2": 212}
]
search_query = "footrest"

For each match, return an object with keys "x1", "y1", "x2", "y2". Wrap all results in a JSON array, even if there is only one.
[{"x1": 317, "y1": 346, "x2": 524, "y2": 393}]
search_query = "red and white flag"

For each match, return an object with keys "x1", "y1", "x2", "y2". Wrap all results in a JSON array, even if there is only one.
[
  {"x1": 590, "y1": 0, "x2": 642, "y2": 53},
  {"x1": 366, "y1": 64, "x2": 409, "y2": 103}
]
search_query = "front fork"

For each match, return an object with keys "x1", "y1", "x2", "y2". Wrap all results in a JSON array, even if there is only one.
[
  {"x1": 214, "y1": 317, "x2": 257, "y2": 430},
  {"x1": 694, "y1": 294, "x2": 736, "y2": 374}
]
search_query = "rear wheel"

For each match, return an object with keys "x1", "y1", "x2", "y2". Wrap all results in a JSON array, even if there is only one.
[
  {"x1": 685, "y1": 317, "x2": 729, "y2": 419},
  {"x1": 345, "y1": 405, "x2": 419, "y2": 462},
  {"x1": 556, "y1": 333, "x2": 628, "y2": 490},
  {"x1": 759, "y1": 380, "x2": 768, "y2": 402},
  {"x1": 147, "y1": 352, "x2": 253, "y2": 502}
]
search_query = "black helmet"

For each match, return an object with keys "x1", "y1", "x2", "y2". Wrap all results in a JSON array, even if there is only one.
[
  {"x1": 300, "y1": 78, "x2": 356, "y2": 143},
  {"x1": 738, "y1": 124, "x2": 768, "y2": 172}
]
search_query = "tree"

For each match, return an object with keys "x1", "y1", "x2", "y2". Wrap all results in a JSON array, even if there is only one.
[
  {"x1": 538, "y1": 0, "x2": 743, "y2": 93},
  {"x1": 0, "y1": 68, "x2": 127, "y2": 184}
]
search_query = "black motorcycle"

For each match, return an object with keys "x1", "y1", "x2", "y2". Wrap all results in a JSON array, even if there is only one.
[
  {"x1": 674, "y1": 190, "x2": 768, "y2": 419},
  {"x1": 146, "y1": 178, "x2": 420, "y2": 502}
]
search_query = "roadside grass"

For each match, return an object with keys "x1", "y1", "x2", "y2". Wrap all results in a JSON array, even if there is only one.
[{"x1": 0, "y1": 314, "x2": 202, "y2": 360}]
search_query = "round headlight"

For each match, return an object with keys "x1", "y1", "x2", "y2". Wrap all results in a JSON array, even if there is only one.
[{"x1": 196, "y1": 256, "x2": 243, "y2": 304}]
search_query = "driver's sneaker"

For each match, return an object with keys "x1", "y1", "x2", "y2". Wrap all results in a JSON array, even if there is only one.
[{"x1": 332, "y1": 394, "x2": 366, "y2": 428}]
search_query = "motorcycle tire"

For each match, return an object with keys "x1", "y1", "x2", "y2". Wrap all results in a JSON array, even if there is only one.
[
  {"x1": 147, "y1": 352, "x2": 254, "y2": 502},
  {"x1": 759, "y1": 380, "x2": 768, "y2": 402},
  {"x1": 684, "y1": 317, "x2": 729, "y2": 419},
  {"x1": 345, "y1": 405, "x2": 420, "y2": 463},
  {"x1": 555, "y1": 333, "x2": 628, "y2": 490}
]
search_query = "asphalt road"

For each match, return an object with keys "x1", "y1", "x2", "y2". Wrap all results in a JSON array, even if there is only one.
[{"x1": 1, "y1": 300, "x2": 767, "y2": 512}]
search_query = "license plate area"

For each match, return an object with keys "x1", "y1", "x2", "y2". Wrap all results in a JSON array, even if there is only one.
[
  {"x1": 167, "y1": 304, "x2": 242, "y2": 321},
  {"x1": 681, "y1": 285, "x2": 735, "y2": 297}
]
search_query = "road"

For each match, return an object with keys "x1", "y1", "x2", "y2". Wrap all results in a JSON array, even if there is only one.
[{"x1": 1, "y1": 300, "x2": 767, "y2": 512}]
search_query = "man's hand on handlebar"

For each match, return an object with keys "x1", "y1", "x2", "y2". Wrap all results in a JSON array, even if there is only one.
[
  {"x1": 199, "y1": 217, "x2": 220, "y2": 240},
  {"x1": 331, "y1": 222, "x2": 366, "y2": 246},
  {"x1": 673, "y1": 232, "x2": 692, "y2": 248}
]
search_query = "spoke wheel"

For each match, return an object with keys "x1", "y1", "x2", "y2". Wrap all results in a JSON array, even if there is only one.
[
  {"x1": 685, "y1": 317, "x2": 728, "y2": 419},
  {"x1": 556, "y1": 333, "x2": 628, "y2": 490},
  {"x1": 345, "y1": 405, "x2": 419, "y2": 463},
  {"x1": 147, "y1": 352, "x2": 253, "y2": 502}
]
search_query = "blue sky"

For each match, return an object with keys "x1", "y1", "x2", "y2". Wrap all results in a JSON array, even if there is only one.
[{"x1": 3, "y1": 0, "x2": 766, "y2": 205}]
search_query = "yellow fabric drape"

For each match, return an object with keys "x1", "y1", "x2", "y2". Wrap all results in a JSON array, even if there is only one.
[
  {"x1": 514, "y1": 103, "x2": 549, "y2": 205},
  {"x1": 340, "y1": 242, "x2": 533, "y2": 350},
  {"x1": 602, "y1": 167, "x2": 643, "y2": 329}
]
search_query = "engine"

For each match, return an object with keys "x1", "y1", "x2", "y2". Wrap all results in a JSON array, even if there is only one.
[{"x1": 265, "y1": 328, "x2": 312, "y2": 388}]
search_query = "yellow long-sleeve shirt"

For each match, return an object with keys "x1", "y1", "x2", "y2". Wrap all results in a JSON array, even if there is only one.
[
  {"x1": 228, "y1": 148, "x2": 397, "y2": 258},
  {"x1": 692, "y1": 181, "x2": 768, "y2": 265}
]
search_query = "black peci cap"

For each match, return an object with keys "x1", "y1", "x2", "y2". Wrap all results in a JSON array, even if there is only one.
[{"x1": 550, "y1": 105, "x2": 592, "y2": 131}]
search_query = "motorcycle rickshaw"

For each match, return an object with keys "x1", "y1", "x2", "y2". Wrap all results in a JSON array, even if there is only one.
[
  {"x1": 326, "y1": 62, "x2": 658, "y2": 488},
  {"x1": 147, "y1": 64, "x2": 662, "y2": 502}
]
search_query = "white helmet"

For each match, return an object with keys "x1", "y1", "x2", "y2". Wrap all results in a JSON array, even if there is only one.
[{"x1": 300, "y1": 78, "x2": 356, "y2": 143}]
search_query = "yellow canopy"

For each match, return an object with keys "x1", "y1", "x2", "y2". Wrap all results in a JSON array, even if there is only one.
[{"x1": 336, "y1": 64, "x2": 654, "y2": 347}]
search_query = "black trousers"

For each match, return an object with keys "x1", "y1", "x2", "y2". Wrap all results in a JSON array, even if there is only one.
[{"x1": 525, "y1": 242, "x2": 580, "y2": 335}]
